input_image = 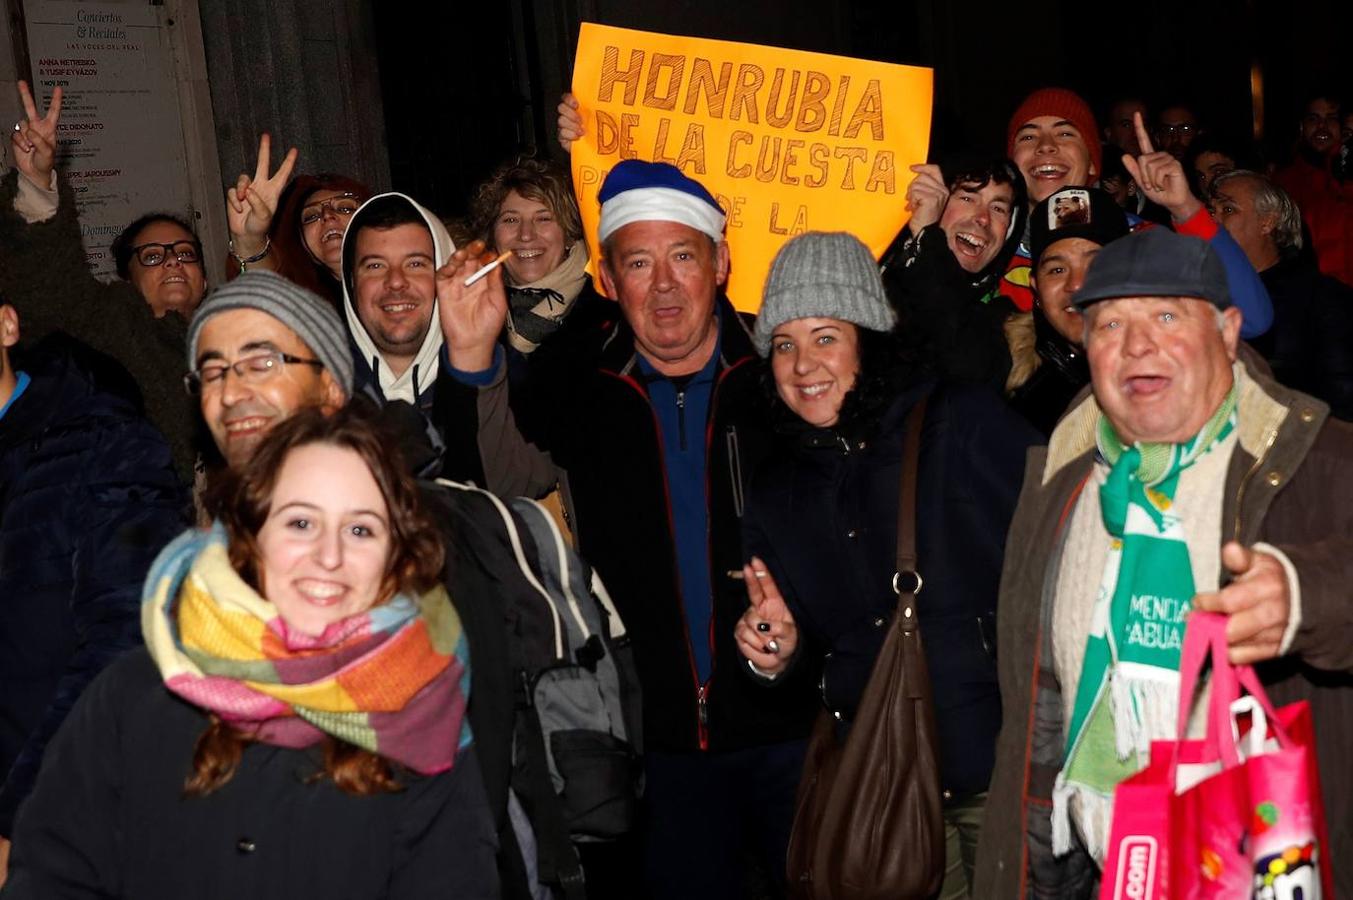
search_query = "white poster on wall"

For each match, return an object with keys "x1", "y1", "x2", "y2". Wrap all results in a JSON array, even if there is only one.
[{"x1": 24, "y1": 1, "x2": 193, "y2": 278}]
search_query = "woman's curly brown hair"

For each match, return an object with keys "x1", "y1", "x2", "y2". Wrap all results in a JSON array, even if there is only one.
[{"x1": 469, "y1": 154, "x2": 584, "y2": 248}]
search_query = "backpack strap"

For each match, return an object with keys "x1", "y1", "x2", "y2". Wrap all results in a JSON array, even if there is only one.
[
  {"x1": 511, "y1": 497, "x2": 593, "y2": 642},
  {"x1": 436, "y1": 479, "x2": 566, "y2": 660}
]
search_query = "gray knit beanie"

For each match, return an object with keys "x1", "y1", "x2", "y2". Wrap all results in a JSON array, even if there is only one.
[
  {"x1": 187, "y1": 271, "x2": 354, "y2": 398},
  {"x1": 753, "y1": 232, "x2": 896, "y2": 357}
]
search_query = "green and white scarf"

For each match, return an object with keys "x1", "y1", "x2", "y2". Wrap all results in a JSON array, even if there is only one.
[{"x1": 1052, "y1": 387, "x2": 1237, "y2": 856}]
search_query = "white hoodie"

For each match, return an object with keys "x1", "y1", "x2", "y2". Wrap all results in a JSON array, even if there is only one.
[{"x1": 340, "y1": 192, "x2": 455, "y2": 406}]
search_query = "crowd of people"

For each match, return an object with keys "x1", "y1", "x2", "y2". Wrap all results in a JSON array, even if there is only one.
[{"x1": 0, "y1": 65, "x2": 1352, "y2": 900}]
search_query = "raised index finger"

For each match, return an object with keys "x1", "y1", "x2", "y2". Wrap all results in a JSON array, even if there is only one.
[
  {"x1": 17, "y1": 80, "x2": 38, "y2": 122},
  {"x1": 1133, "y1": 111, "x2": 1156, "y2": 156}
]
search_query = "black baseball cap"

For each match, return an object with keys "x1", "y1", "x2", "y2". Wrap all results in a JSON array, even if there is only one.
[
  {"x1": 1030, "y1": 187, "x2": 1130, "y2": 268},
  {"x1": 1072, "y1": 227, "x2": 1231, "y2": 311}
]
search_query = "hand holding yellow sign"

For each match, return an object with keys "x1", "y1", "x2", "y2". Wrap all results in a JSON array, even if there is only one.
[{"x1": 570, "y1": 23, "x2": 932, "y2": 312}]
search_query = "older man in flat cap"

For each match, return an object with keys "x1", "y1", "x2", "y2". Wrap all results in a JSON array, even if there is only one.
[{"x1": 975, "y1": 227, "x2": 1353, "y2": 898}]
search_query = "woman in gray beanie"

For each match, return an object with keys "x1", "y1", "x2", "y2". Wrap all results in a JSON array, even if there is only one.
[{"x1": 736, "y1": 231, "x2": 1042, "y2": 898}]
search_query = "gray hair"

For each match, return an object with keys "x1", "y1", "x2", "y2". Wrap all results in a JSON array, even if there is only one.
[{"x1": 1211, "y1": 169, "x2": 1304, "y2": 252}]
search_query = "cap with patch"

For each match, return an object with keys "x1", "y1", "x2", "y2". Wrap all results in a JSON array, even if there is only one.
[
  {"x1": 1072, "y1": 227, "x2": 1231, "y2": 311},
  {"x1": 1029, "y1": 187, "x2": 1130, "y2": 267},
  {"x1": 597, "y1": 160, "x2": 726, "y2": 244}
]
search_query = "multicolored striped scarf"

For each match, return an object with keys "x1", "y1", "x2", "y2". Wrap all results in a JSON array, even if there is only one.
[
  {"x1": 1052, "y1": 386, "x2": 1237, "y2": 856},
  {"x1": 142, "y1": 525, "x2": 471, "y2": 775}
]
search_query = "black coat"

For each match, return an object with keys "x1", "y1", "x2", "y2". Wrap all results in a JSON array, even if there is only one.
[
  {"x1": 1007, "y1": 308, "x2": 1090, "y2": 438},
  {"x1": 742, "y1": 383, "x2": 1042, "y2": 795},
  {"x1": 2, "y1": 649, "x2": 499, "y2": 899},
  {"x1": 0, "y1": 337, "x2": 187, "y2": 835},
  {"x1": 471, "y1": 299, "x2": 822, "y2": 753},
  {"x1": 1253, "y1": 254, "x2": 1353, "y2": 420},
  {"x1": 881, "y1": 218, "x2": 1021, "y2": 391},
  {"x1": 0, "y1": 172, "x2": 198, "y2": 482}
]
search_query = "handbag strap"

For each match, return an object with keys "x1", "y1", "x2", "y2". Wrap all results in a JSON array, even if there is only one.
[{"x1": 892, "y1": 395, "x2": 928, "y2": 630}]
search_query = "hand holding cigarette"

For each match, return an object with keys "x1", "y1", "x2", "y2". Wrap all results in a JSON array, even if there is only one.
[
  {"x1": 435, "y1": 239, "x2": 509, "y2": 373},
  {"x1": 733, "y1": 557, "x2": 798, "y2": 676}
]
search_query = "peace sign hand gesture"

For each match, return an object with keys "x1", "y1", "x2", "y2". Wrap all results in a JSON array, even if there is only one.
[
  {"x1": 734, "y1": 557, "x2": 799, "y2": 676},
  {"x1": 1120, "y1": 111, "x2": 1203, "y2": 223},
  {"x1": 226, "y1": 134, "x2": 299, "y2": 253},
  {"x1": 12, "y1": 80, "x2": 62, "y2": 187}
]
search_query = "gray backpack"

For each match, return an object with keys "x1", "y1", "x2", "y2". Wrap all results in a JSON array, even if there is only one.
[{"x1": 436, "y1": 482, "x2": 643, "y2": 899}]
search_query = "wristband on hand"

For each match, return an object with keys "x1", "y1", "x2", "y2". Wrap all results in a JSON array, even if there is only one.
[{"x1": 229, "y1": 235, "x2": 271, "y2": 270}]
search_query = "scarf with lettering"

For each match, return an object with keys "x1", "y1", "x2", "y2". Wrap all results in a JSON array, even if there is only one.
[
  {"x1": 1052, "y1": 386, "x2": 1237, "y2": 855},
  {"x1": 505, "y1": 240, "x2": 589, "y2": 354},
  {"x1": 142, "y1": 524, "x2": 472, "y2": 775}
]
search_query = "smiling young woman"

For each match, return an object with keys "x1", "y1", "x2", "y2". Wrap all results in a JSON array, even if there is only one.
[{"x1": 1, "y1": 404, "x2": 498, "y2": 899}]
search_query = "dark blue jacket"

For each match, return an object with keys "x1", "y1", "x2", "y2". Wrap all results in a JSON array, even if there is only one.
[
  {"x1": 0, "y1": 336, "x2": 186, "y2": 833},
  {"x1": 742, "y1": 382, "x2": 1041, "y2": 795}
]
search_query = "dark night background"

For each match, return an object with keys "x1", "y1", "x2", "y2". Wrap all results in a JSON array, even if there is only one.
[{"x1": 371, "y1": 0, "x2": 1353, "y2": 222}]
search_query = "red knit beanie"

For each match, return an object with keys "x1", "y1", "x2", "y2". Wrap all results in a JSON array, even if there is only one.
[{"x1": 1006, "y1": 88, "x2": 1103, "y2": 178}]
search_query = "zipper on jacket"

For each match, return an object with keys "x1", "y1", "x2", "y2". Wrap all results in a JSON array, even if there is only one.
[
  {"x1": 676, "y1": 389, "x2": 687, "y2": 451},
  {"x1": 725, "y1": 425, "x2": 744, "y2": 518},
  {"x1": 1231, "y1": 424, "x2": 1280, "y2": 543},
  {"x1": 697, "y1": 682, "x2": 710, "y2": 750}
]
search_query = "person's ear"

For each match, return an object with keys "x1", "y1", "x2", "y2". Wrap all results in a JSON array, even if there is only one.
[
  {"x1": 714, "y1": 240, "x2": 731, "y2": 286},
  {"x1": 0, "y1": 305, "x2": 19, "y2": 349},
  {"x1": 1221, "y1": 305, "x2": 1243, "y2": 361},
  {"x1": 598, "y1": 257, "x2": 617, "y2": 299},
  {"x1": 319, "y1": 372, "x2": 346, "y2": 413}
]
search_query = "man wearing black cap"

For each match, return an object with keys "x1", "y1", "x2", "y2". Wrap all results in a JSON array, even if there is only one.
[
  {"x1": 1008, "y1": 187, "x2": 1129, "y2": 435},
  {"x1": 976, "y1": 228, "x2": 1353, "y2": 897}
]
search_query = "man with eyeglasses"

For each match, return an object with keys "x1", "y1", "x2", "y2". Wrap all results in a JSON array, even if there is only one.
[
  {"x1": 0, "y1": 297, "x2": 185, "y2": 885},
  {"x1": 185, "y1": 271, "x2": 350, "y2": 470},
  {"x1": 1154, "y1": 102, "x2": 1204, "y2": 161},
  {"x1": 1, "y1": 80, "x2": 204, "y2": 481},
  {"x1": 1276, "y1": 92, "x2": 1353, "y2": 289}
]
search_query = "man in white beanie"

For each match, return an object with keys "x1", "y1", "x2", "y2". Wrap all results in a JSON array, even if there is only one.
[{"x1": 439, "y1": 159, "x2": 821, "y2": 899}]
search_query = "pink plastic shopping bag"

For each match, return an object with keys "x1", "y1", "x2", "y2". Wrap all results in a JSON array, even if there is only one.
[{"x1": 1099, "y1": 612, "x2": 1332, "y2": 899}]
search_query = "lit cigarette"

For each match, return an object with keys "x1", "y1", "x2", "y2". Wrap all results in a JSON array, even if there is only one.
[
  {"x1": 462, "y1": 250, "x2": 513, "y2": 287},
  {"x1": 726, "y1": 569, "x2": 745, "y2": 580}
]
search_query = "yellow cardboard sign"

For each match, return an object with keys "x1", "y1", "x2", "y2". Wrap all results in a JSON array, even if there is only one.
[{"x1": 570, "y1": 23, "x2": 932, "y2": 312}]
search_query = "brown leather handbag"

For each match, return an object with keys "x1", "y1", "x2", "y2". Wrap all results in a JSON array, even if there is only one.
[{"x1": 786, "y1": 397, "x2": 945, "y2": 900}]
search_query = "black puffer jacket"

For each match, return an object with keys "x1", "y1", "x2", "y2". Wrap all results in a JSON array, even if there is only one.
[
  {"x1": 0, "y1": 336, "x2": 186, "y2": 834},
  {"x1": 3, "y1": 648, "x2": 499, "y2": 899},
  {"x1": 742, "y1": 379, "x2": 1041, "y2": 795},
  {"x1": 1008, "y1": 307, "x2": 1090, "y2": 438}
]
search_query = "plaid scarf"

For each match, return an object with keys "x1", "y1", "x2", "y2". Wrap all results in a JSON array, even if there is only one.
[
  {"x1": 142, "y1": 525, "x2": 471, "y2": 775},
  {"x1": 1052, "y1": 386, "x2": 1237, "y2": 855}
]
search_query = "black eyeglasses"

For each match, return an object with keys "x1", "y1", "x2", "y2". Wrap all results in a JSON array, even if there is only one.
[
  {"x1": 131, "y1": 240, "x2": 201, "y2": 268},
  {"x1": 301, "y1": 194, "x2": 360, "y2": 225},
  {"x1": 183, "y1": 351, "x2": 325, "y2": 395}
]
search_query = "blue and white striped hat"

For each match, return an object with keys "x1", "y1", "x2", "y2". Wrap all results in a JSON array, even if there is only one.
[{"x1": 597, "y1": 160, "x2": 727, "y2": 244}]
